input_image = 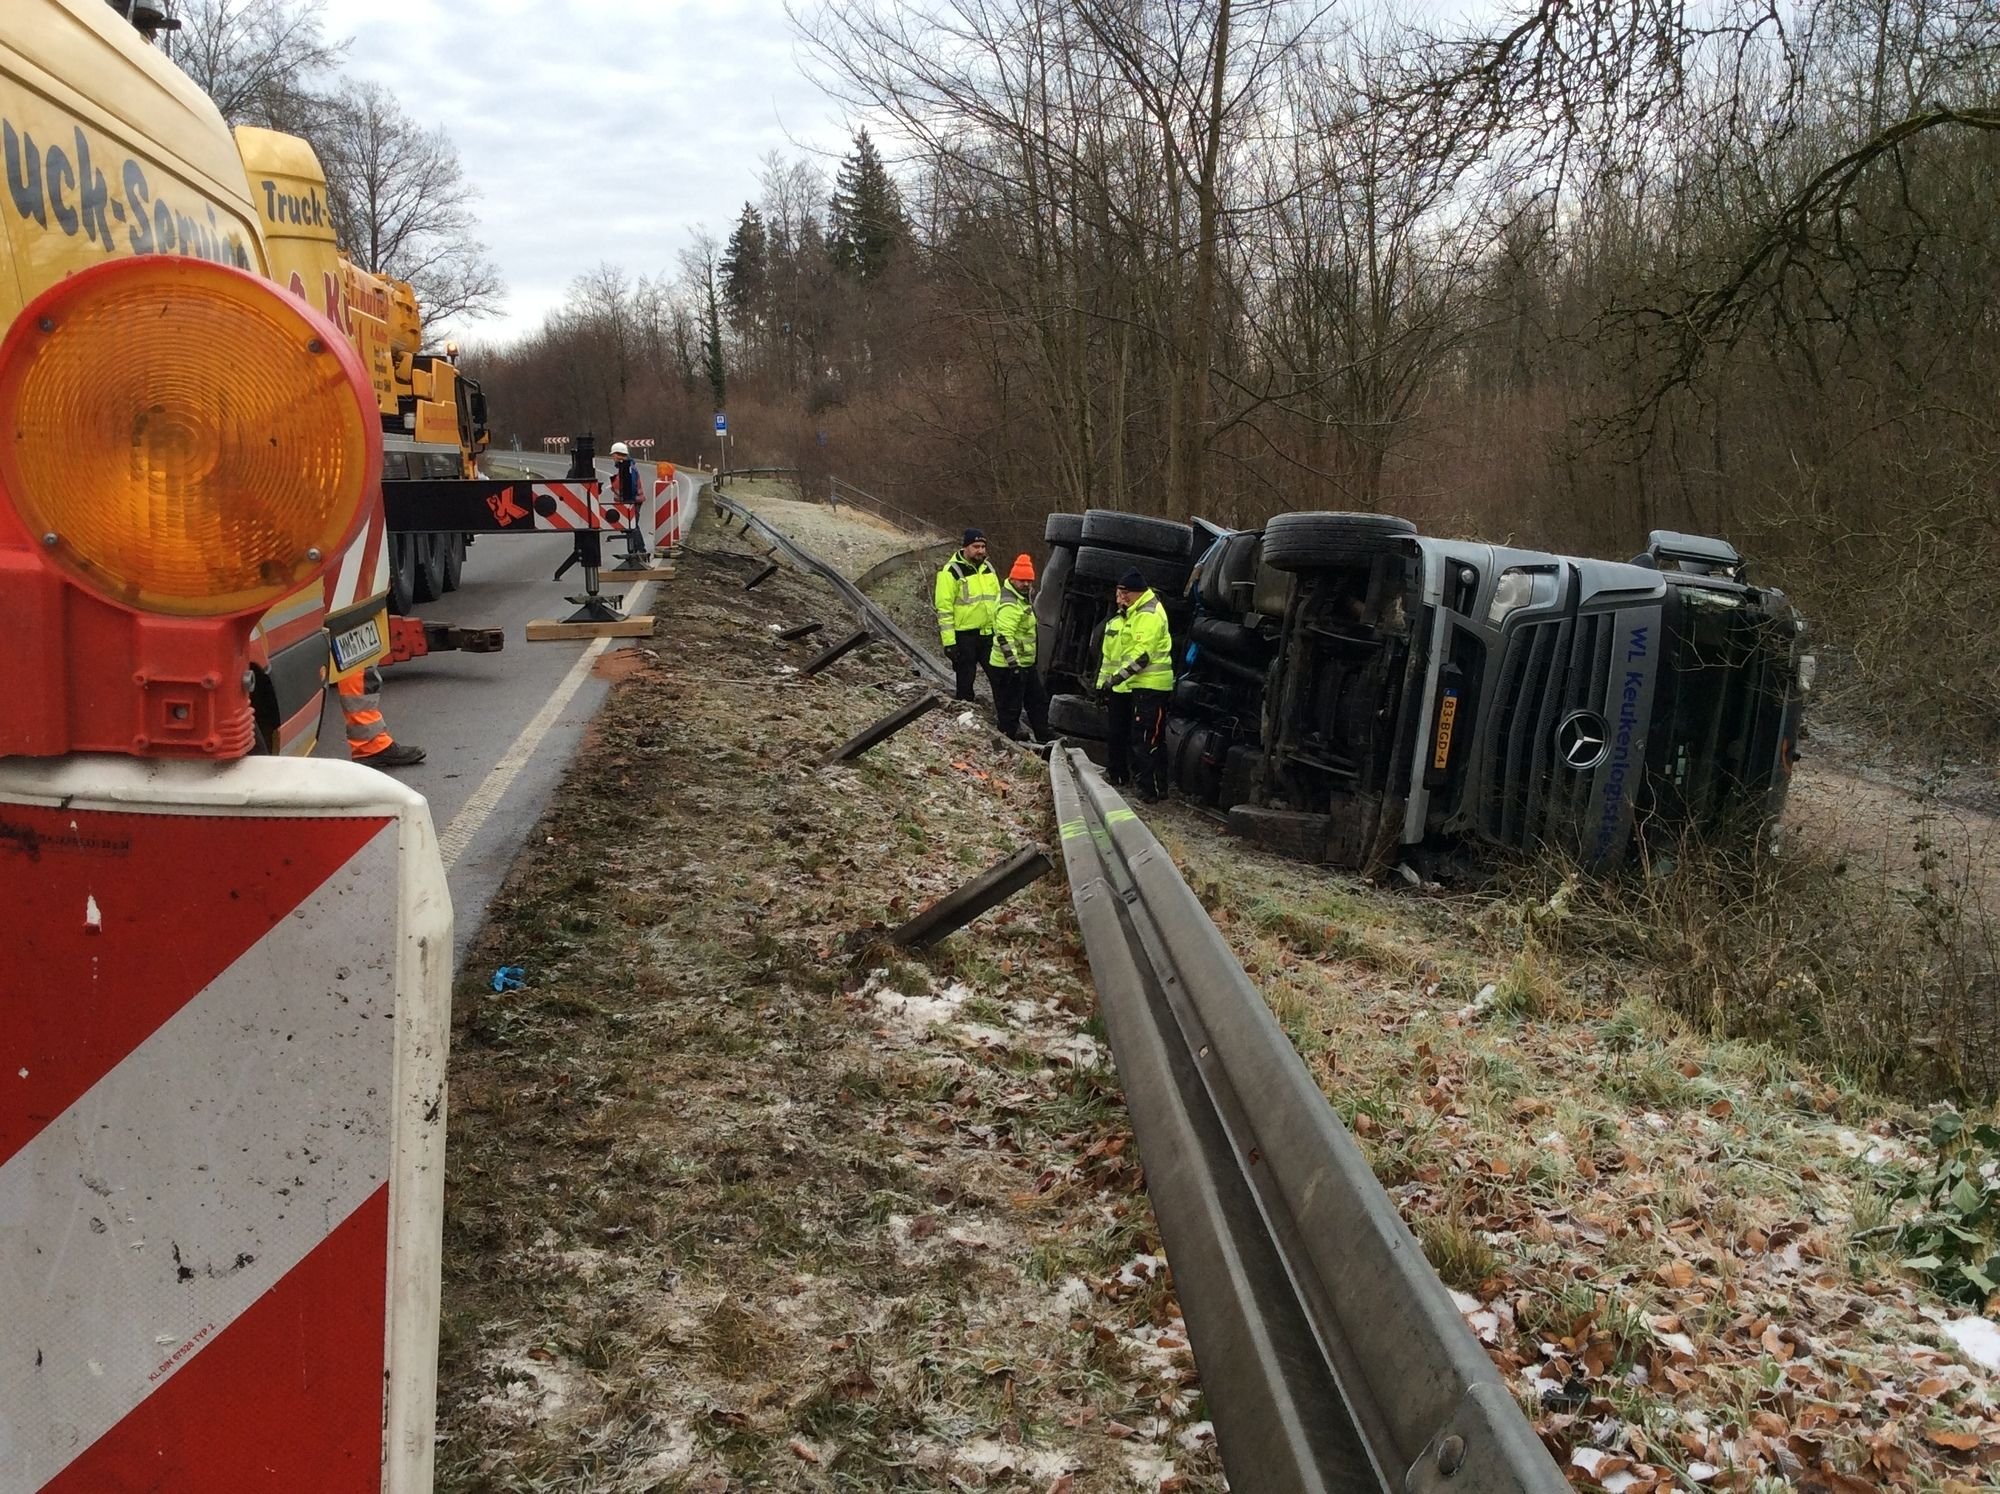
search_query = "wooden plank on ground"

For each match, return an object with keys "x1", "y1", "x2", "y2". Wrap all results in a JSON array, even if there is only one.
[{"x1": 526, "y1": 616, "x2": 656, "y2": 642}]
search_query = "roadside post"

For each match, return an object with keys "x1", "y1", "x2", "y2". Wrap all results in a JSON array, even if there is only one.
[
  {"x1": 0, "y1": 257, "x2": 453, "y2": 1492},
  {"x1": 715, "y1": 410, "x2": 728, "y2": 481}
]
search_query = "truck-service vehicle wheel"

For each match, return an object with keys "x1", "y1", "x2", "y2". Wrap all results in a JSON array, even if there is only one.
[
  {"x1": 1079, "y1": 509, "x2": 1193, "y2": 560},
  {"x1": 388, "y1": 533, "x2": 418, "y2": 616},
  {"x1": 413, "y1": 533, "x2": 447, "y2": 603},
  {"x1": 1260, "y1": 511, "x2": 1415, "y2": 574},
  {"x1": 440, "y1": 533, "x2": 466, "y2": 592}
]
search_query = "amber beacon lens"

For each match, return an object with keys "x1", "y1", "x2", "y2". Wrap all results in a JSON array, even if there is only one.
[{"x1": 0, "y1": 257, "x2": 375, "y2": 617}]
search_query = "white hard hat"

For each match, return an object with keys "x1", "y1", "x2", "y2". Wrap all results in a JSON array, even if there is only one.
[{"x1": 610, "y1": 441, "x2": 630, "y2": 456}]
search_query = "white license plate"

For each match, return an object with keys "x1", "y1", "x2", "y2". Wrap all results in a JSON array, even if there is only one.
[{"x1": 331, "y1": 616, "x2": 384, "y2": 671}]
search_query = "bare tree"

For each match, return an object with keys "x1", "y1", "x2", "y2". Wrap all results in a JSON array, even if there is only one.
[
  {"x1": 316, "y1": 81, "x2": 502, "y2": 325},
  {"x1": 166, "y1": 0, "x2": 346, "y2": 130}
]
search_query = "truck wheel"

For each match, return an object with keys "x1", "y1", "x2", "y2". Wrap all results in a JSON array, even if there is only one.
[
  {"x1": 1227, "y1": 805, "x2": 1336, "y2": 862},
  {"x1": 388, "y1": 533, "x2": 417, "y2": 616},
  {"x1": 1073, "y1": 545, "x2": 1190, "y2": 594},
  {"x1": 413, "y1": 533, "x2": 447, "y2": 603},
  {"x1": 440, "y1": 533, "x2": 465, "y2": 592},
  {"x1": 1260, "y1": 511, "x2": 1415, "y2": 574},
  {"x1": 1048, "y1": 693, "x2": 1108, "y2": 740},
  {"x1": 1080, "y1": 509, "x2": 1192, "y2": 560},
  {"x1": 1044, "y1": 513, "x2": 1085, "y2": 548}
]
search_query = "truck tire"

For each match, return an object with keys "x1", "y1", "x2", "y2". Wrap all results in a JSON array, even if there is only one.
[
  {"x1": 1179, "y1": 725, "x2": 1224, "y2": 803},
  {"x1": 1048, "y1": 693, "x2": 1108, "y2": 740},
  {"x1": 1261, "y1": 511, "x2": 1415, "y2": 574},
  {"x1": 440, "y1": 533, "x2": 466, "y2": 592},
  {"x1": 388, "y1": 533, "x2": 417, "y2": 616},
  {"x1": 1080, "y1": 509, "x2": 1192, "y2": 560},
  {"x1": 413, "y1": 533, "x2": 447, "y2": 603},
  {"x1": 1073, "y1": 545, "x2": 1190, "y2": 594},
  {"x1": 1227, "y1": 805, "x2": 1335, "y2": 862},
  {"x1": 1044, "y1": 513, "x2": 1085, "y2": 548}
]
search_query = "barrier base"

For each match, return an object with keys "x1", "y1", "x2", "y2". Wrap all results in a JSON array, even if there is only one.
[
  {"x1": 526, "y1": 616, "x2": 657, "y2": 641},
  {"x1": 593, "y1": 564, "x2": 676, "y2": 581}
]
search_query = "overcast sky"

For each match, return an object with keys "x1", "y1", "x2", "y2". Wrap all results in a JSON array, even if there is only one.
[{"x1": 331, "y1": 0, "x2": 853, "y2": 343}]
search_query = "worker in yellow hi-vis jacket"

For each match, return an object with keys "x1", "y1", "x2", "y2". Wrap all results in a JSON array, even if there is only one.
[
  {"x1": 1096, "y1": 568, "x2": 1174, "y2": 800},
  {"x1": 989, "y1": 554, "x2": 1049, "y2": 741},
  {"x1": 935, "y1": 528, "x2": 1002, "y2": 701}
]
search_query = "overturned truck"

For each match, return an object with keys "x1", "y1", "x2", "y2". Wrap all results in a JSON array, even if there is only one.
[{"x1": 1038, "y1": 509, "x2": 1810, "y2": 874}]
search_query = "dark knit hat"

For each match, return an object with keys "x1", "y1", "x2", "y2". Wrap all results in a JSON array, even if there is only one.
[
  {"x1": 1118, "y1": 568, "x2": 1146, "y2": 591},
  {"x1": 963, "y1": 527, "x2": 985, "y2": 545}
]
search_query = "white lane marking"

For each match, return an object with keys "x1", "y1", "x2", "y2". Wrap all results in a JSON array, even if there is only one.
[{"x1": 436, "y1": 580, "x2": 652, "y2": 871}]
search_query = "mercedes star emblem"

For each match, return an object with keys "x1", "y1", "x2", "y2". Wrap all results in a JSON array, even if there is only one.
[{"x1": 1556, "y1": 710, "x2": 1610, "y2": 771}]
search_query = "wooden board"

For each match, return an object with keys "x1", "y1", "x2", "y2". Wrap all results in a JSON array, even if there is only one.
[{"x1": 525, "y1": 616, "x2": 656, "y2": 642}]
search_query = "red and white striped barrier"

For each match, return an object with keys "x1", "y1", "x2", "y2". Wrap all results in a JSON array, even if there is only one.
[
  {"x1": 646, "y1": 464, "x2": 704, "y2": 553},
  {"x1": 1, "y1": 757, "x2": 452, "y2": 1493}
]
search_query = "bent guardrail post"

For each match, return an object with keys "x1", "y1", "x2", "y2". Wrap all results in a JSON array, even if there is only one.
[
  {"x1": 777, "y1": 621, "x2": 824, "y2": 642},
  {"x1": 888, "y1": 845, "x2": 1054, "y2": 948},
  {"x1": 822, "y1": 693, "x2": 945, "y2": 765},
  {"x1": 801, "y1": 628, "x2": 875, "y2": 677},
  {"x1": 1048, "y1": 747, "x2": 1569, "y2": 1494},
  {"x1": 712, "y1": 496, "x2": 953, "y2": 690},
  {"x1": 745, "y1": 561, "x2": 781, "y2": 590}
]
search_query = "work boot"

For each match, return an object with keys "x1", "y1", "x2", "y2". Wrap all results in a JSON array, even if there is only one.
[{"x1": 365, "y1": 742, "x2": 428, "y2": 769}]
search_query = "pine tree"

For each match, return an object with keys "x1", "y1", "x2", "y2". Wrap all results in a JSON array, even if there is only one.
[
  {"x1": 719, "y1": 202, "x2": 768, "y2": 333},
  {"x1": 827, "y1": 129, "x2": 908, "y2": 283},
  {"x1": 701, "y1": 260, "x2": 727, "y2": 413}
]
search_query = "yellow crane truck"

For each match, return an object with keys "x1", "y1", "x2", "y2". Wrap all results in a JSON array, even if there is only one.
[{"x1": 0, "y1": 0, "x2": 501, "y2": 759}]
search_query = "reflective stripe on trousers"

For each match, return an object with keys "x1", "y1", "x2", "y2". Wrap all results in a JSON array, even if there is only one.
[{"x1": 336, "y1": 667, "x2": 392, "y2": 759}]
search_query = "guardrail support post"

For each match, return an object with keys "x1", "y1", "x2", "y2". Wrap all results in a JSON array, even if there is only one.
[
  {"x1": 777, "y1": 621, "x2": 823, "y2": 642},
  {"x1": 821, "y1": 692, "x2": 943, "y2": 765},
  {"x1": 801, "y1": 628, "x2": 874, "y2": 677},
  {"x1": 888, "y1": 845, "x2": 1054, "y2": 948},
  {"x1": 745, "y1": 561, "x2": 781, "y2": 590}
]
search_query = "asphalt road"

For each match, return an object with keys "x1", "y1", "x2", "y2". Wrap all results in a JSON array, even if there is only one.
[{"x1": 312, "y1": 451, "x2": 701, "y2": 963}]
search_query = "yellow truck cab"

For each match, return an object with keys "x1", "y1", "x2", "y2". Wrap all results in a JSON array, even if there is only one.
[{"x1": 0, "y1": 0, "x2": 392, "y2": 754}]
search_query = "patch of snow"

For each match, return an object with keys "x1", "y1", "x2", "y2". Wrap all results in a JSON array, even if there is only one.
[
  {"x1": 478, "y1": 1353, "x2": 583, "y2": 1421},
  {"x1": 1456, "y1": 982, "x2": 1499, "y2": 1020},
  {"x1": 956, "y1": 711, "x2": 981, "y2": 728},
  {"x1": 1941, "y1": 1314, "x2": 2000, "y2": 1371},
  {"x1": 955, "y1": 1439, "x2": 1076, "y2": 1478},
  {"x1": 636, "y1": 1421, "x2": 698, "y2": 1477},
  {"x1": 1124, "y1": 1450, "x2": 1177, "y2": 1488},
  {"x1": 874, "y1": 985, "x2": 969, "y2": 1029},
  {"x1": 1833, "y1": 1127, "x2": 1913, "y2": 1166},
  {"x1": 953, "y1": 1021, "x2": 1015, "y2": 1051},
  {"x1": 1177, "y1": 1421, "x2": 1216, "y2": 1455},
  {"x1": 1044, "y1": 1032, "x2": 1105, "y2": 1068}
]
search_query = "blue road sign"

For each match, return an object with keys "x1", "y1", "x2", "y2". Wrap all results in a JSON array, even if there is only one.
[{"x1": 714, "y1": 412, "x2": 728, "y2": 433}]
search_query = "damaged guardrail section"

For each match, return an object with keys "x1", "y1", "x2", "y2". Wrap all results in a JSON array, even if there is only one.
[
  {"x1": 1048, "y1": 747, "x2": 1569, "y2": 1494},
  {"x1": 709, "y1": 494, "x2": 954, "y2": 690}
]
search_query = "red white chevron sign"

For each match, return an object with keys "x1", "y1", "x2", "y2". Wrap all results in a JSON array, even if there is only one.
[{"x1": 0, "y1": 759, "x2": 452, "y2": 1493}]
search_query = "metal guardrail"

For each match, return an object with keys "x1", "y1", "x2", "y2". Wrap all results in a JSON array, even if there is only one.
[
  {"x1": 710, "y1": 494, "x2": 954, "y2": 691},
  {"x1": 1048, "y1": 746, "x2": 1569, "y2": 1494}
]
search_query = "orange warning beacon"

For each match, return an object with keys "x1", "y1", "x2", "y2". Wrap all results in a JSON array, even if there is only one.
[{"x1": 0, "y1": 255, "x2": 380, "y2": 760}]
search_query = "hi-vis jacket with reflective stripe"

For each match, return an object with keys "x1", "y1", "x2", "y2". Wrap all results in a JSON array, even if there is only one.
[
  {"x1": 988, "y1": 581, "x2": 1035, "y2": 668},
  {"x1": 1098, "y1": 588, "x2": 1174, "y2": 693},
  {"x1": 934, "y1": 551, "x2": 1000, "y2": 646}
]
